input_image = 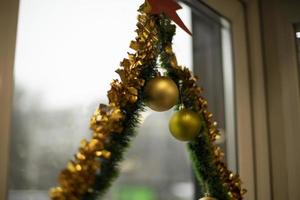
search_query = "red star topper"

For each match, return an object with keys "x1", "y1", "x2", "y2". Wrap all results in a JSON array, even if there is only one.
[{"x1": 147, "y1": 0, "x2": 192, "y2": 35}]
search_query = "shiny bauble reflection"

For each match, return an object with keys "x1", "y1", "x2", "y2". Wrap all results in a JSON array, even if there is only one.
[
  {"x1": 144, "y1": 76, "x2": 179, "y2": 112},
  {"x1": 169, "y1": 109, "x2": 202, "y2": 141}
]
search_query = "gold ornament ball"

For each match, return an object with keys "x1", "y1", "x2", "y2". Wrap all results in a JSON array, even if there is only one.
[
  {"x1": 144, "y1": 76, "x2": 179, "y2": 112},
  {"x1": 169, "y1": 109, "x2": 202, "y2": 141}
]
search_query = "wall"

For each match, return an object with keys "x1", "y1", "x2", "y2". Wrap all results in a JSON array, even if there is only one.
[{"x1": 260, "y1": 0, "x2": 300, "y2": 199}]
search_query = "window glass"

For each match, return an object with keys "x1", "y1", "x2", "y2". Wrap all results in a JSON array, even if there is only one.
[{"x1": 9, "y1": 0, "x2": 193, "y2": 200}]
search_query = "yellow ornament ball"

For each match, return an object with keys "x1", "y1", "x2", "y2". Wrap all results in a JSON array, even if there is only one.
[
  {"x1": 144, "y1": 76, "x2": 179, "y2": 112},
  {"x1": 169, "y1": 109, "x2": 202, "y2": 141}
]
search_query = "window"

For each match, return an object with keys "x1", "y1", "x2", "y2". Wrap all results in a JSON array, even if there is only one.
[{"x1": 9, "y1": 0, "x2": 236, "y2": 200}]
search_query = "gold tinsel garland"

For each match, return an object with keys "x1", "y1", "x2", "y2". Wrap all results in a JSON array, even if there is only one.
[{"x1": 49, "y1": 10, "x2": 160, "y2": 200}]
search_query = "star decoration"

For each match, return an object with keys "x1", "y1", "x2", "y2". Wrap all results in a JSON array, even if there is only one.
[{"x1": 146, "y1": 0, "x2": 192, "y2": 35}]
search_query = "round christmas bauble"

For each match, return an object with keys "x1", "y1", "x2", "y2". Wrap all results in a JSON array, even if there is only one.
[
  {"x1": 144, "y1": 76, "x2": 179, "y2": 112},
  {"x1": 169, "y1": 109, "x2": 202, "y2": 141}
]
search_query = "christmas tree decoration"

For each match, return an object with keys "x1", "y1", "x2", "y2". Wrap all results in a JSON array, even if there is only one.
[
  {"x1": 169, "y1": 109, "x2": 202, "y2": 141},
  {"x1": 49, "y1": 1, "x2": 246, "y2": 200},
  {"x1": 144, "y1": 76, "x2": 179, "y2": 111}
]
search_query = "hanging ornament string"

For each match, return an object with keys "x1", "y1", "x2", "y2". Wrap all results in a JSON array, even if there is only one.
[{"x1": 178, "y1": 80, "x2": 185, "y2": 110}]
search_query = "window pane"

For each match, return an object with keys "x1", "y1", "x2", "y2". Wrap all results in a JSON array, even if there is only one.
[{"x1": 9, "y1": 0, "x2": 193, "y2": 200}]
